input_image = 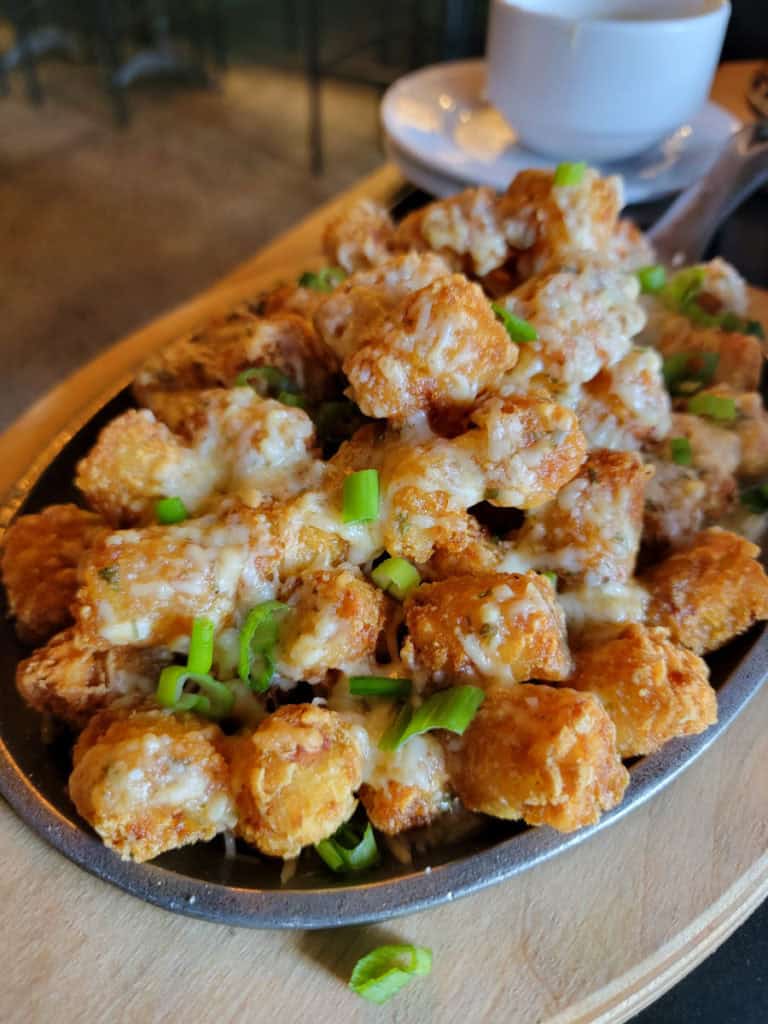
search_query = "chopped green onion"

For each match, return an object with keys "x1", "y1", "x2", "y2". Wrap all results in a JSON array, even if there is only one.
[
  {"x1": 238, "y1": 601, "x2": 289, "y2": 691},
  {"x1": 669, "y1": 436, "x2": 692, "y2": 466},
  {"x1": 315, "y1": 820, "x2": 379, "y2": 874},
  {"x1": 313, "y1": 398, "x2": 366, "y2": 454},
  {"x1": 349, "y1": 944, "x2": 432, "y2": 1004},
  {"x1": 378, "y1": 685, "x2": 485, "y2": 752},
  {"x1": 155, "y1": 496, "x2": 188, "y2": 524},
  {"x1": 636, "y1": 264, "x2": 667, "y2": 294},
  {"x1": 540, "y1": 570, "x2": 558, "y2": 588},
  {"x1": 187, "y1": 616, "x2": 215, "y2": 674},
  {"x1": 491, "y1": 302, "x2": 538, "y2": 343},
  {"x1": 661, "y1": 351, "x2": 718, "y2": 396},
  {"x1": 553, "y1": 161, "x2": 587, "y2": 187},
  {"x1": 686, "y1": 392, "x2": 737, "y2": 422},
  {"x1": 661, "y1": 267, "x2": 705, "y2": 313},
  {"x1": 156, "y1": 666, "x2": 234, "y2": 719},
  {"x1": 371, "y1": 557, "x2": 421, "y2": 600},
  {"x1": 277, "y1": 390, "x2": 305, "y2": 408},
  {"x1": 349, "y1": 676, "x2": 413, "y2": 699},
  {"x1": 740, "y1": 482, "x2": 768, "y2": 514},
  {"x1": 343, "y1": 469, "x2": 380, "y2": 523},
  {"x1": 235, "y1": 365, "x2": 297, "y2": 396},
  {"x1": 97, "y1": 565, "x2": 120, "y2": 590},
  {"x1": 298, "y1": 266, "x2": 346, "y2": 292}
]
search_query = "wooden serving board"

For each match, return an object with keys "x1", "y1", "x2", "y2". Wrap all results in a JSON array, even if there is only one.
[{"x1": 2, "y1": 70, "x2": 768, "y2": 1024}]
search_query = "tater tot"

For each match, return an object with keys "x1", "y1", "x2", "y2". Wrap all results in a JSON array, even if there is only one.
[
  {"x1": 314, "y1": 251, "x2": 451, "y2": 359},
  {"x1": 444, "y1": 685, "x2": 628, "y2": 832},
  {"x1": 75, "y1": 504, "x2": 279, "y2": 649},
  {"x1": 276, "y1": 568, "x2": 385, "y2": 681},
  {"x1": 641, "y1": 310, "x2": 763, "y2": 392},
  {"x1": 393, "y1": 187, "x2": 510, "y2": 277},
  {"x1": 456, "y1": 394, "x2": 587, "y2": 509},
  {"x1": 81, "y1": 390, "x2": 317, "y2": 525},
  {"x1": 498, "y1": 262, "x2": 644, "y2": 388},
  {"x1": 16, "y1": 628, "x2": 172, "y2": 726},
  {"x1": 565, "y1": 624, "x2": 717, "y2": 757},
  {"x1": 380, "y1": 438, "x2": 484, "y2": 563},
  {"x1": 76, "y1": 409, "x2": 219, "y2": 526},
  {"x1": 577, "y1": 346, "x2": 671, "y2": 451},
  {"x1": 322, "y1": 198, "x2": 395, "y2": 272},
  {"x1": 1, "y1": 504, "x2": 108, "y2": 644},
  {"x1": 227, "y1": 704, "x2": 364, "y2": 858},
  {"x1": 642, "y1": 455, "x2": 708, "y2": 551},
  {"x1": 516, "y1": 449, "x2": 650, "y2": 586},
  {"x1": 343, "y1": 274, "x2": 516, "y2": 421},
  {"x1": 69, "y1": 707, "x2": 236, "y2": 862},
  {"x1": 643, "y1": 528, "x2": 768, "y2": 653},
  {"x1": 330, "y1": 688, "x2": 452, "y2": 835},
  {"x1": 497, "y1": 167, "x2": 623, "y2": 278},
  {"x1": 133, "y1": 308, "x2": 336, "y2": 407},
  {"x1": 405, "y1": 572, "x2": 571, "y2": 684}
]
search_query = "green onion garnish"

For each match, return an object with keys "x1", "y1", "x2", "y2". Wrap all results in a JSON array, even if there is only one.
[
  {"x1": 540, "y1": 570, "x2": 558, "y2": 588},
  {"x1": 553, "y1": 161, "x2": 587, "y2": 187},
  {"x1": 740, "y1": 482, "x2": 768, "y2": 514},
  {"x1": 235, "y1": 365, "x2": 297, "y2": 396},
  {"x1": 277, "y1": 391, "x2": 305, "y2": 408},
  {"x1": 155, "y1": 496, "x2": 188, "y2": 524},
  {"x1": 342, "y1": 469, "x2": 380, "y2": 523},
  {"x1": 491, "y1": 302, "x2": 538, "y2": 344},
  {"x1": 661, "y1": 267, "x2": 705, "y2": 313},
  {"x1": 187, "y1": 616, "x2": 215, "y2": 674},
  {"x1": 636, "y1": 264, "x2": 667, "y2": 294},
  {"x1": 315, "y1": 820, "x2": 379, "y2": 874},
  {"x1": 349, "y1": 944, "x2": 433, "y2": 1004},
  {"x1": 237, "y1": 600, "x2": 289, "y2": 691},
  {"x1": 669, "y1": 436, "x2": 693, "y2": 466},
  {"x1": 378, "y1": 685, "x2": 485, "y2": 752},
  {"x1": 349, "y1": 676, "x2": 412, "y2": 698},
  {"x1": 371, "y1": 557, "x2": 421, "y2": 600},
  {"x1": 661, "y1": 351, "x2": 718, "y2": 396},
  {"x1": 298, "y1": 266, "x2": 346, "y2": 292},
  {"x1": 156, "y1": 666, "x2": 234, "y2": 719},
  {"x1": 686, "y1": 393, "x2": 737, "y2": 422}
]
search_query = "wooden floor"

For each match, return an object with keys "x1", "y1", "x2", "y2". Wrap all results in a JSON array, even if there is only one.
[{"x1": 0, "y1": 60, "x2": 383, "y2": 429}]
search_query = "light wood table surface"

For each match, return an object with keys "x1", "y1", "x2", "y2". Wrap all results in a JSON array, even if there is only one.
[{"x1": 1, "y1": 62, "x2": 767, "y2": 1024}]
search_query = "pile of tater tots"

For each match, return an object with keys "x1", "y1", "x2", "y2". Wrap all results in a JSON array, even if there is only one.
[{"x1": 3, "y1": 163, "x2": 768, "y2": 870}]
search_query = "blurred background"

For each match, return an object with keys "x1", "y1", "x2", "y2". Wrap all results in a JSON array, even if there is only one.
[{"x1": 1, "y1": 0, "x2": 767, "y2": 427}]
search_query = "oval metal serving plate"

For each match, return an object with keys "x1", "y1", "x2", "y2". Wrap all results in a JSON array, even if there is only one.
[{"x1": 1, "y1": 389, "x2": 767, "y2": 930}]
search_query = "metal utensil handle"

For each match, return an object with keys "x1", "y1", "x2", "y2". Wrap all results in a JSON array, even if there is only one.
[{"x1": 648, "y1": 121, "x2": 768, "y2": 265}]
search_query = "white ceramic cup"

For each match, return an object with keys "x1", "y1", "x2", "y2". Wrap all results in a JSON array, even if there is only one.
[{"x1": 486, "y1": 0, "x2": 731, "y2": 162}]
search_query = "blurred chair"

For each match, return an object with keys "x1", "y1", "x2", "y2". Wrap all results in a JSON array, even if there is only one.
[
  {"x1": 0, "y1": 0, "x2": 80, "y2": 103},
  {"x1": 303, "y1": 0, "x2": 480, "y2": 174}
]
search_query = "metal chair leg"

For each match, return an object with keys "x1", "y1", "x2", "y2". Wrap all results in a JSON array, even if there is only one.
[{"x1": 305, "y1": 0, "x2": 323, "y2": 175}]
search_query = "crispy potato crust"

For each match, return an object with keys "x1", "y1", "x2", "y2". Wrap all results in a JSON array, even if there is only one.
[
  {"x1": 69, "y1": 707, "x2": 236, "y2": 862},
  {"x1": 497, "y1": 168, "x2": 623, "y2": 278},
  {"x1": 227, "y1": 704, "x2": 364, "y2": 858},
  {"x1": 405, "y1": 571, "x2": 571, "y2": 685},
  {"x1": 133, "y1": 307, "x2": 336, "y2": 407},
  {"x1": 1, "y1": 504, "x2": 108, "y2": 644},
  {"x1": 516, "y1": 449, "x2": 650, "y2": 586},
  {"x1": 322, "y1": 198, "x2": 395, "y2": 273},
  {"x1": 643, "y1": 528, "x2": 768, "y2": 654},
  {"x1": 16, "y1": 628, "x2": 171, "y2": 726},
  {"x1": 344, "y1": 273, "x2": 516, "y2": 420},
  {"x1": 565, "y1": 624, "x2": 717, "y2": 757},
  {"x1": 445, "y1": 685, "x2": 628, "y2": 832},
  {"x1": 277, "y1": 568, "x2": 386, "y2": 681}
]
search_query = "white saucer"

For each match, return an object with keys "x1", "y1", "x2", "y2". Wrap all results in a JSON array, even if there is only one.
[
  {"x1": 385, "y1": 135, "x2": 468, "y2": 199},
  {"x1": 381, "y1": 59, "x2": 742, "y2": 204}
]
